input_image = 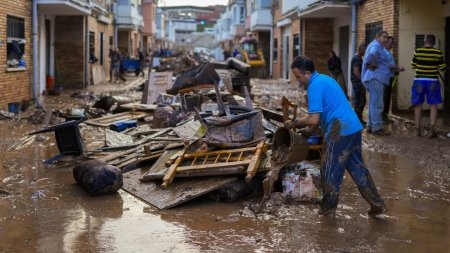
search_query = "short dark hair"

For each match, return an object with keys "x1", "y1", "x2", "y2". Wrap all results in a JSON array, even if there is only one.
[
  {"x1": 387, "y1": 36, "x2": 395, "y2": 42},
  {"x1": 291, "y1": 56, "x2": 315, "y2": 73},
  {"x1": 358, "y1": 42, "x2": 367, "y2": 51},
  {"x1": 425, "y1": 34, "x2": 436, "y2": 45},
  {"x1": 376, "y1": 31, "x2": 388, "y2": 38}
]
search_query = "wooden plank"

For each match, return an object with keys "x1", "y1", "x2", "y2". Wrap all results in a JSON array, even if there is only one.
[
  {"x1": 85, "y1": 111, "x2": 149, "y2": 127},
  {"x1": 245, "y1": 141, "x2": 267, "y2": 182},
  {"x1": 122, "y1": 168, "x2": 238, "y2": 209},
  {"x1": 162, "y1": 149, "x2": 186, "y2": 188},
  {"x1": 142, "y1": 166, "x2": 247, "y2": 180}
]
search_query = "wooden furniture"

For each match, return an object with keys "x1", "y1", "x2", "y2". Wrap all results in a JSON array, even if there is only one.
[{"x1": 161, "y1": 140, "x2": 267, "y2": 188}]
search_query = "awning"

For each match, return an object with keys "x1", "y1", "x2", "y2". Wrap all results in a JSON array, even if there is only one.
[{"x1": 298, "y1": 2, "x2": 351, "y2": 18}]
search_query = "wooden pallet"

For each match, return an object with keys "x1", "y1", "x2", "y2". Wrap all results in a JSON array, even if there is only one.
[{"x1": 161, "y1": 140, "x2": 267, "y2": 188}]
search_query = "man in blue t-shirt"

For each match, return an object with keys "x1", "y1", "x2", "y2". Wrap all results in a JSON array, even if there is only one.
[{"x1": 285, "y1": 56, "x2": 387, "y2": 218}]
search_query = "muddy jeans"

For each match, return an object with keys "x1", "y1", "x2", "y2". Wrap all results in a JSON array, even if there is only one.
[{"x1": 321, "y1": 131, "x2": 385, "y2": 214}]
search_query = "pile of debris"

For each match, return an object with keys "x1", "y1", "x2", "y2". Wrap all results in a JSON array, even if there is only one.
[{"x1": 12, "y1": 59, "x2": 323, "y2": 210}]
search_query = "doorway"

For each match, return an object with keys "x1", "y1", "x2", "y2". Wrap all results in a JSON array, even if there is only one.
[{"x1": 339, "y1": 25, "x2": 349, "y2": 92}]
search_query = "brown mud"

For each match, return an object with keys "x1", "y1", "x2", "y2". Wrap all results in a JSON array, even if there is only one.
[{"x1": 1, "y1": 89, "x2": 449, "y2": 252}]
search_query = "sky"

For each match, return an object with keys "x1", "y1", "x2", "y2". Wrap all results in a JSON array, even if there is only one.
[{"x1": 160, "y1": 0, "x2": 228, "y2": 7}]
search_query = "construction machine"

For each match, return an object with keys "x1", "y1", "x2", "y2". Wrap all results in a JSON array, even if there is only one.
[{"x1": 239, "y1": 35, "x2": 266, "y2": 78}]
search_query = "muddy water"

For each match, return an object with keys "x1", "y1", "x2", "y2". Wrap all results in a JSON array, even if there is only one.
[{"x1": 1, "y1": 115, "x2": 449, "y2": 251}]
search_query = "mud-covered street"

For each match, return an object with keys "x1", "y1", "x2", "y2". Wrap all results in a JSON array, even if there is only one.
[{"x1": 1, "y1": 81, "x2": 449, "y2": 253}]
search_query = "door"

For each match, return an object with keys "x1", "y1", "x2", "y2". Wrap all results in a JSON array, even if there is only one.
[
  {"x1": 339, "y1": 25, "x2": 349, "y2": 94},
  {"x1": 100, "y1": 32, "x2": 104, "y2": 65},
  {"x1": 45, "y1": 20, "x2": 51, "y2": 76},
  {"x1": 283, "y1": 35, "x2": 290, "y2": 79}
]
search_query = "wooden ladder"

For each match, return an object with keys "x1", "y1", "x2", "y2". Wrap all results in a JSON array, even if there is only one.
[{"x1": 161, "y1": 140, "x2": 267, "y2": 188}]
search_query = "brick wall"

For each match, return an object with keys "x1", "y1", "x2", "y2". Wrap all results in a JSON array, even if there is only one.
[
  {"x1": 303, "y1": 18, "x2": 334, "y2": 74},
  {"x1": 55, "y1": 16, "x2": 85, "y2": 89},
  {"x1": 88, "y1": 16, "x2": 114, "y2": 84},
  {"x1": 0, "y1": 0, "x2": 32, "y2": 109},
  {"x1": 272, "y1": 0, "x2": 282, "y2": 79},
  {"x1": 272, "y1": 26, "x2": 282, "y2": 79},
  {"x1": 290, "y1": 16, "x2": 301, "y2": 84},
  {"x1": 358, "y1": 0, "x2": 399, "y2": 110}
]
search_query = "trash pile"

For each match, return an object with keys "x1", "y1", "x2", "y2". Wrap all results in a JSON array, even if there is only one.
[{"x1": 5, "y1": 58, "x2": 324, "y2": 210}]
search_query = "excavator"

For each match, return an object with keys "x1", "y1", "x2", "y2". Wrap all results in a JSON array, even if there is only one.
[{"x1": 239, "y1": 34, "x2": 266, "y2": 77}]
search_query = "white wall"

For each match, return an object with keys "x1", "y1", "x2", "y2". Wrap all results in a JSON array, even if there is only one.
[
  {"x1": 38, "y1": 14, "x2": 55, "y2": 95},
  {"x1": 398, "y1": 0, "x2": 446, "y2": 109}
]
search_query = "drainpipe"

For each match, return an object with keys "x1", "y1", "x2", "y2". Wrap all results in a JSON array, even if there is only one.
[
  {"x1": 351, "y1": 0, "x2": 365, "y2": 55},
  {"x1": 269, "y1": 26, "x2": 273, "y2": 77},
  {"x1": 32, "y1": 0, "x2": 41, "y2": 107}
]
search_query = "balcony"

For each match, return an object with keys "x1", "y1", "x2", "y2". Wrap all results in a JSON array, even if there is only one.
[
  {"x1": 230, "y1": 24, "x2": 245, "y2": 37},
  {"x1": 298, "y1": 0, "x2": 350, "y2": 19},
  {"x1": 37, "y1": 0, "x2": 91, "y2": 15},
  {"x1": 250, "y1": 9, "x2": 272, "y2": 31},
  {"x1": 116, "y1": 2, "x2": 143, "y2": 30}
]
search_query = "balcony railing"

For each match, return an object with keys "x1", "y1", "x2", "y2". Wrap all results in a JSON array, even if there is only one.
[
  {"x1": 116, "y1": 3, "x2": 143, "y2": 28},
  {"x1": 250, "y1": 9, "x2": 272, "y2": 31}
]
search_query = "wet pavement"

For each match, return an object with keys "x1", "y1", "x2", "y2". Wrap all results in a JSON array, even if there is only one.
[{"x1": 1, "y1": 82, "x2": 449, "y2": 252}]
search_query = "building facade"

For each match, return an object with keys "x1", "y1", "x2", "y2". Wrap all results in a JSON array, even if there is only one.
[{"x1": 0, "y1": 0, "x2": 33, "y2": 109}]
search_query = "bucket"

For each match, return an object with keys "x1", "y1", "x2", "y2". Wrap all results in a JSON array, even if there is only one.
[
  {"x1": 8, "y1": 102, "x2": 21, "y2": 114},
  {"x1": 46, "y1": 75, "x2": 55, "y2": 90},
  {"x1": 272, "y1": 127, "x2": 309, "y2": 165}
]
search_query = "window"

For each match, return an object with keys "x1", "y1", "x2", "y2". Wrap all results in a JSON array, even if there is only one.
[
  {"x1": 273, "y1": 38, "x2": 278, "y2": 61},
  {"x1": 240, "y1": 6, "x2": 245, "y2": 23},
  {"x1": 6, "y1": 16, "x2": 26, "y2": 68},
  {"x1": 89, "y1": 32, "x2": 95, "y2": 63},
  {"x1": 109, "y1": 35, "x2": 114, "y2": 50},
  {"x1": 100, "y1": 32, "x2": 104, "y2": 65},
  {"x1": 293, "y1": 34, "x2": 300, "y2": 58},
  {"x1": 415, "y1": 34, "x2": 425, "y2": 49},
  {"x1": 365, "y1": 22, "x2": 383, "y2": 44}
]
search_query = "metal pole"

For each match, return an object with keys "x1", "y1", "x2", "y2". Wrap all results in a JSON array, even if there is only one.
[{"x1": 32, "y1": 0, "x2": 42, "y2": 107}]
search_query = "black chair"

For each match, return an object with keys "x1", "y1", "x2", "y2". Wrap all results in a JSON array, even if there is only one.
[{"x1": 29, "y1": 119, "x2": 84, "y2": 164}]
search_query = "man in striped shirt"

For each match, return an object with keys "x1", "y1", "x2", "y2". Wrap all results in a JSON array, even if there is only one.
[{"x1": 411, "y1": 34, "x2": 446, "y2": 138}]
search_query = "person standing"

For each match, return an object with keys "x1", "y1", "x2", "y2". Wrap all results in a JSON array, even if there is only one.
[
  {"x1": 362, "y1": 31, "x2": 391, "y2": 135},
  {"x1": 411, "y1": 34, "x2": 446, "y2": 138},
  {"x1": 109, "y1": 48, "x2": 122, "y2": 83},
  {"x1": 351, "y1": 43, "x2": 367, "y2": 125},
  {"x1": 285, "y1": 56, "x2": 387, "y2": 218},
  {"x1": 137, "y1": 49, "x2": 145, "y2": 77},
  {"x1": 327, "y1": 51, "x2": 347, "y2": 97},
  {"x1": 383, "y1": 36, "x2": 405, "y2": 122}
]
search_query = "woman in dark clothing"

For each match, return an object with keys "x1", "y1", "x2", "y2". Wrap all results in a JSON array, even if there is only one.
[{"x1": 328, "y1": 51, "x2": 347, "y2": 98}]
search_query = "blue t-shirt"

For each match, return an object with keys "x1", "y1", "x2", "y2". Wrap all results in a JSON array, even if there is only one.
[{"x1": 307, "y1": 72, "x2": 363, "y2": 139}]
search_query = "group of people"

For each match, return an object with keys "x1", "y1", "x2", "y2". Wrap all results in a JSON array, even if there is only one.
[
  {"x1": 108, "y1": 48, "x2": 147, "y2": 83},
  {"x1": 329, "y1": 31, "x2": 445, "y2": 138},
  {"x1": 285, "y1": 32, "x2": 446, "y2": 218}
]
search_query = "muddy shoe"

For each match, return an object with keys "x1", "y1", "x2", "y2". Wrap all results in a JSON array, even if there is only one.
[
  {"x1": 368, "y1": 205, "x2": 388, "y2": 218},
  {"x1": 372, "y1": 129, "x2": 390, "y2": 136},
  {"x1": 414, "y1": 127, "x2": 421, "y2": 137},
  {"x1": 428, "y1": 128, "x2": 437, "y2": 138}
]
